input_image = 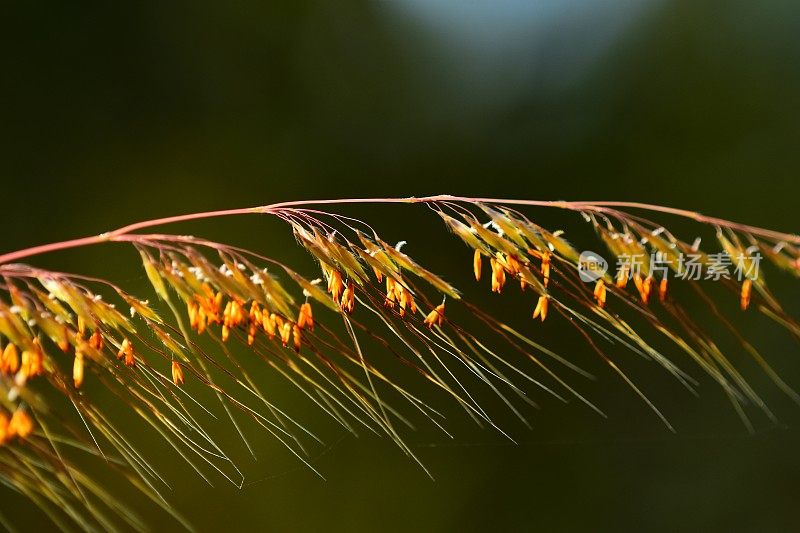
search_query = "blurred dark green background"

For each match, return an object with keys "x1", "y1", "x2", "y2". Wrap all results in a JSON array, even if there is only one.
[{"x1": 3, "y1": 1, "x2": 800, "y2": 531}]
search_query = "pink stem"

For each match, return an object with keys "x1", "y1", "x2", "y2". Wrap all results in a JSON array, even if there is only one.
[{"x1": 0, "y1": 195, "x2": 796, "y2": 265}]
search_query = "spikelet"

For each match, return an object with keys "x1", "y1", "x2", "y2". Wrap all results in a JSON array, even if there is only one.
[
  {"x1": 398, "y1": 285, "x2": 416, "y2": 317},
  {"x1": 171, "y1": 361, "x2": 184, "y2": 386},
  {"x1": 280, "y1": 321, "x2": 292, "y2": 347},
  {"x1": 297, "y1": 302, "x2": 314, "y2": 330},
  {"x1": 89, "y1": 330, "x2": 103, "y2": 350},
  {"x1": 292, "y1": 325, "x2": 302, "y2": 352},
  {"x1": 327, "y1": 269, "x2": 344, "y2": 301},
  {"x1": 594, "y1": 279, "x2": 607, "y2": 308},
  {"x1": 372, "y1": 265, "x2": 384, "y2": 283},
  {"x1": 8, "y1": 409, "x2": 33, "y2": 439},
  {"x1": 340, "y1": 281, "x2": 355, "y2": 313},
  {"x1": 20, "y1": 344, "x2": 43, "y2": 380},
  {"x1": 635, "y1": 276, "x2": 654, "y2": 305},
  {"x1": 541, "y1": 251, "x2": 551, "y2": 288},
  {"x1": 532, "y1": 295, "x2": 549, "y2": 321},
  {"x1": 247, "y1": 300, "x2": 262, "y2": 324},
  {"x1": 56, "y1": 326, "x2": 70, "y2": 352},
  {"x1": 73, "y1": 350, "x2": 84, "y2": 388},
  {"x1": 197, "y1": 306, "x2": 208, "y2": 334},
  {"x1": 247, "y1": 321, "x2": 257, "y2": 346},
  {"x1": 222, "y1": 298, "x2": 245, "y2": 341},
  {"x1": 118, "y1": 338, "x2": 135, "y2": 367},
  {"x1": 423, "y1": 303, "x2": 445, "y2": 328},
  {"x1": 188, "y1": 302, "x2": 199, "y2": 330},
  {"x1": 473, "y1": 249, "x2": 483, "y2": 281},
  {"x1": 741, "y1": 278, "x2": 752, "y2": 310},
  {"x1": 385, "y1": 277, "x2": 398, "y2": 307},
  {"x1": 263, "y1": 312, "x2": 277, "y2": 338},
  {"x1": 616, "y1": 264, "x2": 629, "y2": 288},
  {"x1": 272, "y1": 313, "x2": 285, "y2": 334},
  {"x1": 2, "y1": 344, "x2": 19, "y2": 374},
  {"x1": 632, "y1": 274, "x2": 654, "y2": 304},
  {"x1": 490, "y1": 256, "x2": 506, "y2": 293},
  {"x1": 505, "y1": 254, "x2": 521, "y2": 274}
]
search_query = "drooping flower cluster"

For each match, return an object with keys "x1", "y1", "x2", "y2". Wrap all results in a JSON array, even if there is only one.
[{"x1": 1, "y1": 196, "x2": 799, "y2": 531}]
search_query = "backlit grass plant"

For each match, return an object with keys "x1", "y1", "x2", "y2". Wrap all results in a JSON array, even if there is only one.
[{"x1": 0, "y1": 195, "x2": 798, "y2": 530}]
